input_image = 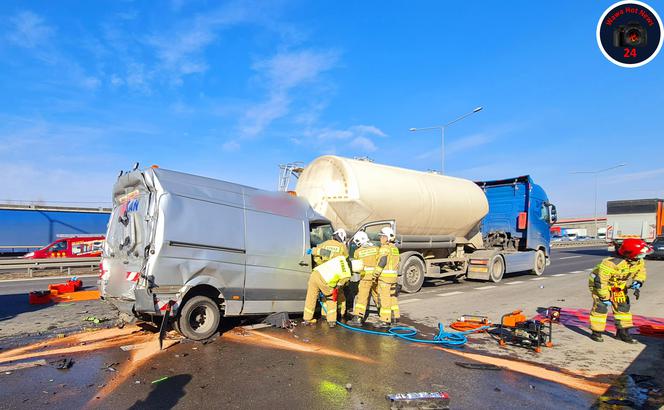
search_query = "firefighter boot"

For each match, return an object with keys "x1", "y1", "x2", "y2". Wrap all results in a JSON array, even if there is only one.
[
  {"x1": 616, "y1": 328, "x2": 638, "y2": 344},
  {"x1": 348, "y1": 316, "x2": 363, "y2": 327},
  {"x1": 590, "y1": 331, "x2": 604, "y2": 342}
]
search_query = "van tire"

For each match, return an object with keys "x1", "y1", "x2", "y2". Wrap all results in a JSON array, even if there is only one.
[
  {"x1": 177, "y1": 295, "x2": 221, "y2": 341},
  {"x1": 400, "y1": 256, "x2": 425, "y2": 294},
  {"x1": 531, "y1": 250, "x2": 546, "y2": 276},
  {"x1": 489, "y1": 255, "x2": 505, "y2": 283}
]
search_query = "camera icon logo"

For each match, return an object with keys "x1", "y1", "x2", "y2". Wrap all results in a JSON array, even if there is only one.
[{"x1": 597, "y1": 1, "x2": 662, "y2": 67}]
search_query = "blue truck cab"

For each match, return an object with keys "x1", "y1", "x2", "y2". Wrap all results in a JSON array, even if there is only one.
[{"x1": 466, "y1": 176, "x2": 557, "y2": 282}]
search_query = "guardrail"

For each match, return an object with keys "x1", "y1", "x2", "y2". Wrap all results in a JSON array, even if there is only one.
[
  {"x1": 0, "y1": 257, "x2": 100, "y2": 277},
  {"x1": 551, "y1": 240, "x2": 607, "y2": 248}
]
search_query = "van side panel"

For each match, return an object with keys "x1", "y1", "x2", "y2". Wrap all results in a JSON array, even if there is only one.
[
  {"x1": 146, "y1": 194, "x2": 247, "y2": 315},
  {"x1": 242, "y1": 210, "x2": 310, "y2": 314}
]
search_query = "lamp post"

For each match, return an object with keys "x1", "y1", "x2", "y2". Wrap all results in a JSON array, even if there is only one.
[
  {"x1": 570, "y1": 163, "x2": 626, "y2": 237},
  {"x1": 409, "y1": 106, "x2": 483, "y2": 174}
]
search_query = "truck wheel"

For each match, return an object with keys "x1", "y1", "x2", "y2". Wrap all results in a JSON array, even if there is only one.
[
  {"x1": 401, "y1": 256, "x2": 425, "y2": 293},
  {"x1": 177, "y1": 295, "x2": 221, "y2": 341},
  {"x1": 489, "y1": 255, "x2": 504, "y2": 283},
  {"x1": 531, "y1": 250, "x2": 546, "y2": 276}
]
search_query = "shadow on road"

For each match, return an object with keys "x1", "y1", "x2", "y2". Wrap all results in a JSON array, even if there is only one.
[
  {"x1": 0, "y1": 293, "x2": 51, "y2": 322},
  {"x1": 558, "y1": 248, "x2": 611, "y2": 257},
  {"x1": 129, "y1": 374, "x2": 193, "y2": 410}
]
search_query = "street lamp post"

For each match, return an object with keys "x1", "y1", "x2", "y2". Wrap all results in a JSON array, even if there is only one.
[
  {"x1": 570, "y1": 163, "x2": 626, "y2": 237},
  {"x1": 410, "y1": 106, "x2": 483, "y2": 174}
]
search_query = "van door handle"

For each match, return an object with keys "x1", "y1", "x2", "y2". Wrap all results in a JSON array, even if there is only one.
[{"x1": 299, "y1": 261, "x2": 309, "y2": 266}]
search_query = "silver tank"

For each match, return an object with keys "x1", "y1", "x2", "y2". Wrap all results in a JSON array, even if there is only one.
[{"x1": 295, "y1": 156, "x2": 489, "y2": 240}]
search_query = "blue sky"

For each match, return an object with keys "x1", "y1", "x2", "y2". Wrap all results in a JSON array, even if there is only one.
[{"x1": 0, "y1": 1, "x2": 663, "y2": 217}]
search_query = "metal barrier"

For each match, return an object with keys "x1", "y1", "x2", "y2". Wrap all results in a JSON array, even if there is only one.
[
  {"x1": 551, "y1": 240, "x2": 607, "y2": 248},
  {"x1": 0, "y1": 257, "x2": 100, "y2": 277}
]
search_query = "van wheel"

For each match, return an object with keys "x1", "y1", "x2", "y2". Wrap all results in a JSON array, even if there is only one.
[
  {"x1": 531, "y1": 250, "x2": 546, "y2": 276},
  {"x1": 490, "y1": 255, "x2": 504, "y2": 283},
  {"x1": 177, "y1": 296, "x2": 221, "y2": 341},
  {"x1": 401, "y1": 256, "x2": 425, "y2": 293}
]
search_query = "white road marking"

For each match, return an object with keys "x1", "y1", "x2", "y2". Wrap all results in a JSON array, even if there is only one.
[
  {"x1": 399, "y1": 298, "x2": 422, "y2": 305},
  {"x1": 0, "y1": 274, "x2": 98, "y2": 283},
  {"x1": 530, "y1": 277, "x2": 546, "y2": 281},
  {"x1": 552, "y1": 273, "x2": 567, "y2": 277},
  {"x1": 437, "y1": 291, "x2": 464, "y2": 297},
  {"x1": 505, "y1": 281, "x2": 524, "y2": 285},
  {"x1": 559, "y1": 256, "x2": 583, "y2": 260},
  {"x1": 570, "y1": 270, "x2": 585, "y2": 274},
  {"x1": 474, "y1": 285, "x2": 496, "y2": 290}
]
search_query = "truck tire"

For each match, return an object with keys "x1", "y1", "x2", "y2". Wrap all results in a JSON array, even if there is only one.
[
  {"x1": 176, "y1": 295, "x2": 221, "y2": 341},
  {"x1": 489, "y1": 255, "x2": 504, "y2": 283},
  {"x1": 531, "y1": 249, "x2": 546, "y2": 276},
  {"x1": 401, "y1": 256, "x2": 425, "y2": 293}
]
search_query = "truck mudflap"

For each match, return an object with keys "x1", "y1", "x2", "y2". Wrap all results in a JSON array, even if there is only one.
[{"x1": 134, "y1": 286, "x2": 180, "y2": 317}]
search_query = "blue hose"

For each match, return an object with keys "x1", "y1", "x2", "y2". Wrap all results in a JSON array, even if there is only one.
[{"x1": 318, "y1": 297, "x2": 488, "y2": 347}]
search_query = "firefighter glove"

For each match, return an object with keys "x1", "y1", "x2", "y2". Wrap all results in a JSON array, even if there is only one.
[
  {"x1": 305, "y1": 248, "x2": 312, "y2": 255},
  {"x1": 631, "y1": 281, "x2": 643, "y2": 290},
  {"x1": 601, "y1": 299, "x2": 612, "y2": 307}
]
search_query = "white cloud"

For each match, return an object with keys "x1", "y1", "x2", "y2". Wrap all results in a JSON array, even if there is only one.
[
  {"x1": 445, "y1": 132, "x2": 493, "y2": 155},
  {"x1": 81, "y1": 76, "x2": 101, "y2": 90},
  {"x1": 238, "y1": 49, "x2": 339, "y2": 138},
  {"x1": 350, "y1": 136, "x2": 377, "y2": 152},
  {"x1": 7, "y1": 11, "x2": 54, "y2": 48},
  {"x1": 604, "y1": 168, "x2": 664, "y2": 184},
  {"x1": 222, "y1": 140, "x2": 241, "y2": 152},
  {"x1": 349, "y1": 125, "x2": 386, "y2": 138}
]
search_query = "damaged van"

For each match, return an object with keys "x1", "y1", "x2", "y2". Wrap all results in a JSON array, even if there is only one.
[{"x1": 100, "y1": 166, "x2": 331, "y2": 340}]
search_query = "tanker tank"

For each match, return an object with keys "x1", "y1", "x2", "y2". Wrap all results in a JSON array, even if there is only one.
[{"x1": 295, "y1": 156, "x2": 489, "y2": 242}]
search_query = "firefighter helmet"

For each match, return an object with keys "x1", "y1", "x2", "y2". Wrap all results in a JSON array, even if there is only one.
[
  {"x1": 352, "y1": 231, "x2": 369, "y2": 247},
  {"x1": 379, "y1": 227, "x2": 396, "y2": 242},
  {"x1": 333, "y1": 229, "x2": 347, "y2": 243},
  {"x1": 618, "y1": 238, "x2": 651, "y2": 259}
]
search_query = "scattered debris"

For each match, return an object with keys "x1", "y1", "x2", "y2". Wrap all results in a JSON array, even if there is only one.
[
  {"x1": 84, "y1": 316, "x2": 102, "y2": 324},
  {"x1": 387, "y1": 392, "x2": 450, "y2": 409},
  {"x1": 0, "y1": 359, "x2": 48, "y2": 373},
  {"x1": 345, "y1": 383, "x2": 352, "y2": 391},
  {"x1": 263, "y1": 312, "x2": 295, "y2": 329},
  {"x1": 494, "y1": 387, "x2": 501, "y2": 392},
  {"x1": 134, "y1": 380, "x2": 141, "y2": 384},
  {"x1": 50, "y1": 358, "x2": 74, "y2": 370},
  {"x1": 454, "y1": 362, "x2": 502, "y2": 371},
  {"x1": 120, "y1": 344, "x2": 140, "y2": 352},
  {"x1": 151, "y1": 376, "x2": 169, "y2": 384}
]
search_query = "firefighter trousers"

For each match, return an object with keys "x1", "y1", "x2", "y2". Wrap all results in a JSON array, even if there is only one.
[
  {"x1": 353, "y1": 275, "x2": 378, "y2": 318},
  {"x1": 303, "y1": 271, "x2": 337, "y2": 324},
  {"x1": 377, "y1": 277, "x2": 398, "y2": 323},
  {"x1": 589, "y1": 293, "x2": 633, "y2": 332}
]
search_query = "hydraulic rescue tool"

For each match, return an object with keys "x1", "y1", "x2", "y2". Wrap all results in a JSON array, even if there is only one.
[{"x1": 496, "y1": 310, "x2": 553, "y2": 353}]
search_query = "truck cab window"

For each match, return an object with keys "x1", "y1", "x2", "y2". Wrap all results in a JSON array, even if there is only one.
[
  {"x1": 540, "y1": 203, "x2": 550, "y2": 222},
  {"x1": 310, "y1": 224, "x2": 333, "y2": 247}
]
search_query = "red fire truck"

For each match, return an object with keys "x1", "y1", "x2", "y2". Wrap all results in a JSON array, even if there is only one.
[{"x1": 22, "y1": 236, "x2": 105, "y2": 259}]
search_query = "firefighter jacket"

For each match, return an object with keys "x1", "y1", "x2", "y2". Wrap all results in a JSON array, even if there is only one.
[
  {"x1": 353, "y1": 245, "x2": 379, "y2": 278},
  {"x1": 588, "y1": 257, "x2": 646, "y2": 299},
  {"x1": 312, "y1": 239, "x2": 348, "y2": 266},
  {"x1": 375, "y1": 243, "x2": 400, "y2": 279},
  {"x1": 315, "y1": 256, "x2": 352, "y2": 288}
]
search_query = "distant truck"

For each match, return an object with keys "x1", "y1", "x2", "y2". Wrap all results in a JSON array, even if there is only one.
[
  {"x1": 295, "y1": 156, "x2": 558, "y2": 292},
  {"x1": 606, "y1": 199, "x2": 664, "y2": 250},
  {"x1": 22, "y1": 236, "x2": 105, "y2": 259},
  {"x1": 0, "y1": 204, "x2": 110, "y2": 256}
]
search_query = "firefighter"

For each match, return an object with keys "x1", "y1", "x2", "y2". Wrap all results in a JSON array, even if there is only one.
[
  {"x1": 302, "y1": 254, "x2": 352, "y2": 328},
  {"x1": 588, "y1": 238, "x2": 650, "y2": 343},
  {"x1": 306, "y1": 229, "x2": 349, "y2": 319},
  {"x1": 374, "y1": 227, "x2": 401, "y2": 327},
  {"x1": 348, "y1": 231, "x2": 380, "y2": 326}
]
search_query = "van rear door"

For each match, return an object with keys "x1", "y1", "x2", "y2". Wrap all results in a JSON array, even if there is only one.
[{"x1": 100, "y1": 172, "x2": 154, "y2": 309}]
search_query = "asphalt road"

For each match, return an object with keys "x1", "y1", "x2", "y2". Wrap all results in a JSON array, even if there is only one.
[{"x1": 2, "y1": 246, "x2": 662, "y2": 409}]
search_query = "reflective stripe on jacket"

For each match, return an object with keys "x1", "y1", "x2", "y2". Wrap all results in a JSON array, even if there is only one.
[
  {"x1": 353, "y1": 245, "x2": 379, "y2": 277},
  {"x1": 588, "y1": 257, "x2": 646, "y2": 299},
  {"x1": 376, "y1": 243, "x2": 400, "y2": 278}
]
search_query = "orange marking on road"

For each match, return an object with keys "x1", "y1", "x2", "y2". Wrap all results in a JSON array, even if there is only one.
[
  {"x1": 223, "y1": 329, "x2": 376, "y2": 364},
  {"x1": 434, "y1": 347, "x2": 609, "y2": 395},
  {"x1": 51, "y1": 290, "x2": 100, "y2": 303}
]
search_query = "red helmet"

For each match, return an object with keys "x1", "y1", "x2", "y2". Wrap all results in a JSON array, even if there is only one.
[{"x1": 618, "y1": 238, "x2": 651, "y2": 259}]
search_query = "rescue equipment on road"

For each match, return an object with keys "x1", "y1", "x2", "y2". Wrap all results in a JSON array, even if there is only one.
[{"x1": 496, "y1": 310, "x2": 553, "y2": 353}]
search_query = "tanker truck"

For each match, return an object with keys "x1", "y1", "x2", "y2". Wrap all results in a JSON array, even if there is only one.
[{"x1": 295, "y1": 156, "x2": 558, "y2": 293}]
